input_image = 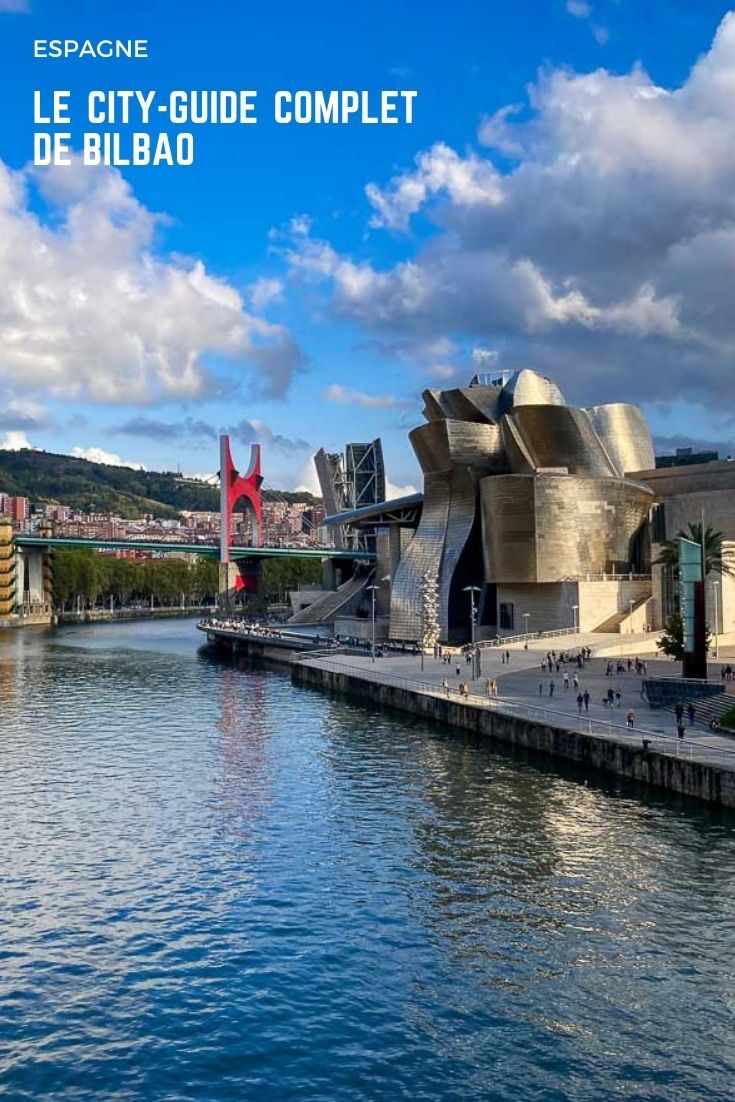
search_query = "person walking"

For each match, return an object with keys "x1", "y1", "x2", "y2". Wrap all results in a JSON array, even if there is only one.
[
  {"x1": 455, "y1": 663, "x2": 461, "y2": 677},
  {"x1": 626, "y1": 708, "x2": 635, "y2": 729},
  {"x1": 549, "y1": 679, "x2": 555, "y2": 698},
  {"x1": 576, "y1": 692, "x2": 584, "y2": 713},
  {"x1": 573, "y1": 672, "x2": 579, "y2": 689},
  {"x1": 442, "y1": 677, "x2": 449, "y2": 697},
  {"x1": 563, "y1": 672, "x2": 569, "y2": 689},
  {"x1": 583, "y1": 690, "x2": 590, "y2": 713},
  {"x1": 687, "y1": 701, "x2": 696, "y2": 726},
  {"x1": 675, "y1": 702, "x2": 684, "y2": 726}
]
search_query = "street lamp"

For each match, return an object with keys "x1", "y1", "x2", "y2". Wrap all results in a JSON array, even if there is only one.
[
  {"x1": 629, "y1": 598, "x2": 635, "y2": 633},
  {"x1": 522, "y1": 611, "x2": 530, "y2": 636},
  {"x1": 463, "y1": 585, "x2": 481, "y2": 644},
  {"x1": 366, "y1": 574, "x2": 391, "y2": 663},
  {"x1": 463, "y1": 585, "x2": 481, "y2": 679},
  {"x1": 571, "y1": 604, "x2": 579, "y2": 632},
  {"x1": 713, "y1": 579, "x2": 720, "y2": 659},
  {"x1": 367, "y1": 584, "x2": 379, "y2": 662}
]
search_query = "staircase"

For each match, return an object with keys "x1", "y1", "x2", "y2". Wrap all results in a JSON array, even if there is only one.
[
  {"x1": 643, "y1": 678, "x2": 725, "y2": 710},
  {"x1": 592, "y1": 596, "x2": 649, "y2": 634},
  {"x1": 678, "y1": 691, "x2": 735, "y2": 730},
  {"x1": 288, "y1": 572, "x2": 371, "y2": 626}
]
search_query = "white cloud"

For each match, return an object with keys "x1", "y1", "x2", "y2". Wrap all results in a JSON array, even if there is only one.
[
  {"x1": 565, "y1": 0, "x2": 608, "y2": 44},
  {"x1": 6, "y1": 397, "x2": 45, "y2": 420},
  {"x1": 0, "y1": 431, "x2": 35, "y2": 450},
  {"x1": 249, "y1": 277, "x2": 284, "y2": 311},
  {"x1": 471, "y1": 347, "x2": 499, "y2": 368},
  {"x1": 72, "y1": 446, "x2": 146, "y2": 470},
  {"x1": 0, "y1": 397, "x2": 47, "y2": 430},
  {"x1": 0, "y1": 157, "x2": 304, "y2": 404},
  {"x1": 283, "y1": 14, "x2": 735, "y2": 410},
  {"x1": 294, "y1": 455, "x2": 322, "y2": 496},
  {"x1": 323, "y1": 384, "x2": 410, "y2": 409},
  {"x1": 366, "y1": 142, "x2": 503, "y2": 232},
  {"x1": 386, "y1": 478, "x2": 418, "y2": 498}
]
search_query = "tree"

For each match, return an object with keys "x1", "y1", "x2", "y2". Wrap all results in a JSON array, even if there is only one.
[
  {"x1": 656, "y1": 611, "x2": 711, "y2": 660},
  {"x1": 656, "y1": 612, "x2": 685, "y2": 661},
  {"x1": 654, "y1": 522, "x2": 735, "y2": 579},
  {"x1": 261, "y1": 558, "x2": 321, "y2": 601}
]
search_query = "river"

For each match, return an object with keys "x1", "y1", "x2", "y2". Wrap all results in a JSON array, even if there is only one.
[{"x1": 1, "y1": 618, "x2": 734, "y2": 1101}]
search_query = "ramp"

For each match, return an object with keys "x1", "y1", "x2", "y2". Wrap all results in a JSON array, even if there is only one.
[{"x1": 288, "y1": 572, "x2": 371, "y2": 625}]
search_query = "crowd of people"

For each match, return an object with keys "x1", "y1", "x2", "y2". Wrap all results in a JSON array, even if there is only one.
[
  {"x1": 200, "y1": 616, "x2": 291, "y2": 638},
  {"x1": 199, "y1": 617, "x2": 335, "y2": 647}
]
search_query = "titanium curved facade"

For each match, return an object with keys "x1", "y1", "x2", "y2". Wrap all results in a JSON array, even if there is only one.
[
  {"x1": 506, "y1": 406, "x2": 617, "y2": 478},
  {"x1": 389, "y1": 419, "x2": 507, "y2": 640},
  {"x1": 480, "y1": 474, "x2": 654, "y2": 583},
  {"x1": 585, "y1": 403, "x2": 656, "y2": 476},
  {"x1": 386, "y1": 368, "x2": 656, "y2": 641}
]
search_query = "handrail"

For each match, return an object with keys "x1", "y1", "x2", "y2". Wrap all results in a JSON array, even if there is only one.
[
  {"x1": 478, "y1": 626, "x2": 579, "y2": 649},
  {"x1": 299, "y1": 656, "x2": 735, "y2": 769}
]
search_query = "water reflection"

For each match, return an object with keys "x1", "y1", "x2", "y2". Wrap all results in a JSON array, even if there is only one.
[
  {"x1": 0, "y1": 620, "x2": 734, "y2": 1102},
  {"x1": 213, "y1": 664, "x2": 272, "y2": 838}
]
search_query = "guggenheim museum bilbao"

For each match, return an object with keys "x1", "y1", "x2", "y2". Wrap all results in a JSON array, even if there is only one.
[{"x1": 323, "y1": 369, "x2": 735, "y2": 645}]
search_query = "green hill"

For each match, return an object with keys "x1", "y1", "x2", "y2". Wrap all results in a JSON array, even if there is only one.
[{"x1": 0, "y1": 449, "x2": 318, "y2": 519}]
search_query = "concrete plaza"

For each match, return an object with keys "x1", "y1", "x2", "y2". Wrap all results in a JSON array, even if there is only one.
[{"x1": 302, "y1": 636, "x2": 735, "y2": 766}]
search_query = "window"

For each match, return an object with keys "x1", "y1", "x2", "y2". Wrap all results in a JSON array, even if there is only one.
[
  {"x1": 651, "y1": 503, "x2": 666, "y2": 544},
  {"x1": 499, "y1": 602, "x2": 514, "y2": 631}
]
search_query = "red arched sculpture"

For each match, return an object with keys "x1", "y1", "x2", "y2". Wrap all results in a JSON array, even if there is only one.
[{"x1": 219, "y1": 434, "x2": 263, "y2": 561}]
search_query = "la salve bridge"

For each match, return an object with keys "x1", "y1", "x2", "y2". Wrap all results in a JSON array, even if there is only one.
[{"x1": 0, "y1": 434, "x2": 376, "y2": 627}]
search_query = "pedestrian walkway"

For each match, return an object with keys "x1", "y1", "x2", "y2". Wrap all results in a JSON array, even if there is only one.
[{"x1": 299, "y1": 647, "x2": 735, "y2": 770}]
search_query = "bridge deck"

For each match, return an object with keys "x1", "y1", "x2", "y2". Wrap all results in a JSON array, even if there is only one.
[{"x1": 14, "y1": 536, "x2": 375, "y2": 561}]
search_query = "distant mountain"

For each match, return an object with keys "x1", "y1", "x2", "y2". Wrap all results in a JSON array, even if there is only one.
[{"x1": 0, "y1": 449, "x2": 318, "y2": 519}]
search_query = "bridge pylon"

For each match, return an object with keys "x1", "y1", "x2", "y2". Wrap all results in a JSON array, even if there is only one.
[{"x1": 218, "y1": 434, "x2": 263, "y2": 609}]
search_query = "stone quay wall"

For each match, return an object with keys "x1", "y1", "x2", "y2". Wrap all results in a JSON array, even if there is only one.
[{"x1": 292, "y1": 660, "x2": 735, "y2": 810}]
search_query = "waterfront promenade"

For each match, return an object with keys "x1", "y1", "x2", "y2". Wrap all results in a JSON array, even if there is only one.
[{"x1": 297, "y1": 641, "x2": 735, "y2": 774}]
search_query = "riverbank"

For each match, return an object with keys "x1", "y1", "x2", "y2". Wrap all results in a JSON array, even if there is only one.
[
  {"x1": 197, "y1": 624, "x2": 735, "y2": 808},
  {"x1": 292, "y1": 652, "x2": 735, "y2": 809},
  {"x1": 59, "y1": 604, "x2": 216, "y2": 625}
]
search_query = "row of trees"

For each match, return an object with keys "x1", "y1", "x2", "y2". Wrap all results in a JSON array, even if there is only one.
[
  {"x1": 52, "y1": 548, "x2": 322, "y2": 612},
  {"x1": 53, "y1": 549, "x2": 220, "y2": 610}
]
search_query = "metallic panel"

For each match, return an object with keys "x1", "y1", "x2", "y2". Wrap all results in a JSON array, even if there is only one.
[
  {"x1": 500, "y1": 415, "x2": 536, "y2": 475},
  {"x1": 505, "y1": 406, "x2": 617, "y2": 477},
  {"x1": 420, "y1": 387, "x2": 500, "y2": 424},
  {"x1": 585, "y1": 403, "x2": 655, "y2": 476},
  {"x1": 389, "y1": 468, "x2": 478, "y2": 639},
  {"x1": 481, "y1": 474, "x2": 654, "y2": 583},
  {"x1": 409, "y1": 420, "x2": 507, "y2": 474},
  {"x1": 495, "y1": 369, "x2": 566, "y2": 417},
  {"x1": 390, "y1": 420, "x2": 506, "y2": 638}
]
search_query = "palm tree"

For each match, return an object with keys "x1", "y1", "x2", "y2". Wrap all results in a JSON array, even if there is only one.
[{"x1": 654, "y1": 521, "x2": 735, "y2": 579}]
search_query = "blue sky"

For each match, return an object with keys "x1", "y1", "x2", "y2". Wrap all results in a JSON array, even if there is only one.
[{"x1": 0, "y1": 0, "x2": 734, "y2": 493}]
